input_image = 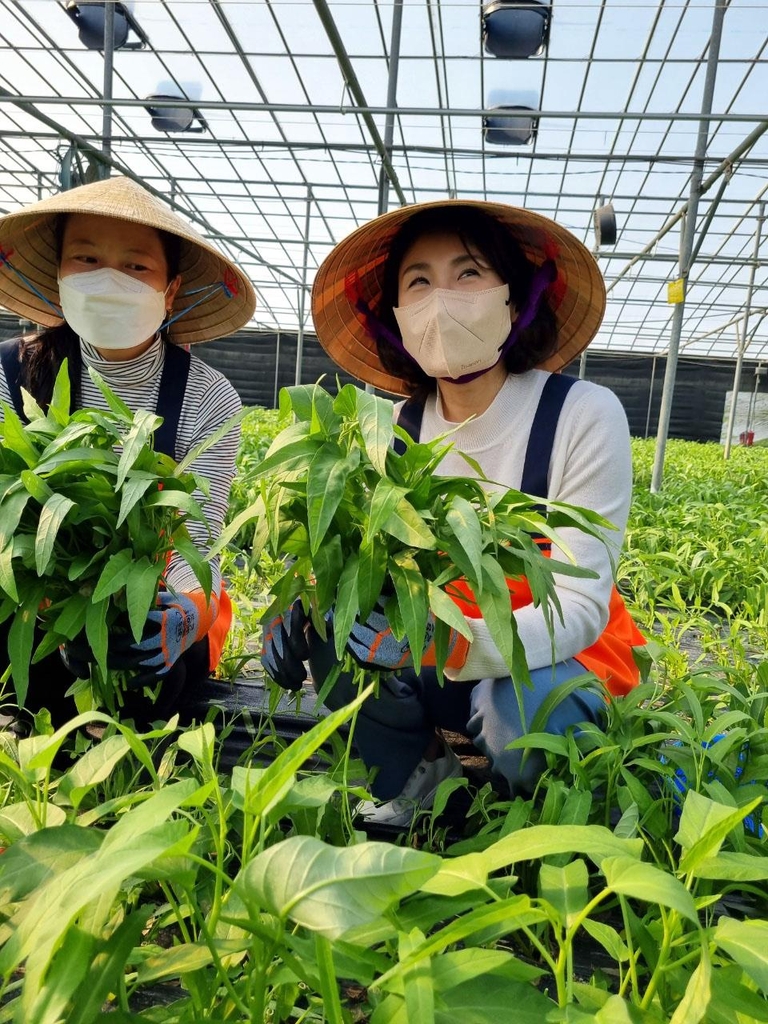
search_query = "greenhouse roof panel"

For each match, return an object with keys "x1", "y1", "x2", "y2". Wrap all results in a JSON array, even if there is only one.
[{"x1": 0, "y1": 0, "x2": 766, "y2": 361}]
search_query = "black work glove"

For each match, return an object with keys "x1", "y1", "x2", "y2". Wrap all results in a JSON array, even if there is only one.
[
  {"x1": 261, "y1": 600, "x2": 310, "y2": 691},
  {"x1": 59, "y1": 630, "x2": 155, "y2": 688}
]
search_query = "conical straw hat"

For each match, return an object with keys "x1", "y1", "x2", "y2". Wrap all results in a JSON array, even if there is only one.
[
  {"x1": 0, "y1": 175, "x2": 256, "y2": 344},
  {"x1": 311, "y1": 199, "x2": 606, "y2": 396}
]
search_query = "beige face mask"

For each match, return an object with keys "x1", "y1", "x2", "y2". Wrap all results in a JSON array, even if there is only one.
[{"x1": 393, "y1": 283, "x2": 513, "y2": 380}]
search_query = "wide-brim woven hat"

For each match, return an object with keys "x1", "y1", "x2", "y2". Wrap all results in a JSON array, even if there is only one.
[
  {"x1": 0, "y1": 175, "x2": 256, "y2": 344},
  {"x1": 311, "y1": 199, "x2": 606, "y2": 395}
]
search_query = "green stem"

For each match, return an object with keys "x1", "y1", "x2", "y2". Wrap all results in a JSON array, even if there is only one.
[
  {"x1": 314, "y1": 934, "x2": 345, "y2": 1024},
  {"x1": 640, "y1": 907, "x2": 675, "y2": 1011},
  {"x1": 619, "y1": 895, "x2": 641, "y2": 1001}
]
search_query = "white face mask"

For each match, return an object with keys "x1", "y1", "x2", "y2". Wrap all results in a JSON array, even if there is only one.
[
  {"x1": 57, "y1": 267, "x2": 168, "y2": 351},
  {"x1": 393, "y1": 283, "x2": 513, "y2": 380}
]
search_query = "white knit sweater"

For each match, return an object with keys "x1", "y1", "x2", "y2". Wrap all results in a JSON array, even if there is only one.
[
  {"x1": 395, "y1": 369, "x2": 633, "y2": 679},
  {"x1": 0, "y1": 337, "x2": 241, "y2": 596}
]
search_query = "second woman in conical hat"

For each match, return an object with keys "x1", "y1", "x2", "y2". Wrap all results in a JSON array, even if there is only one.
[{"x1": 264, "y1": 199, "x2": 645, "y2": 828}]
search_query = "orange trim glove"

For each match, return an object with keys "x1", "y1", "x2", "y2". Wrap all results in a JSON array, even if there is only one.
[
  {"x1": 131, "y1": 590, "x2": 219, "y2": 682},
  {"x1": 347, "y1": 604, "x2": 469, "y2": 672},
  {"x1": 261, "y1": 600, "x2": 310, "y2": 691}
]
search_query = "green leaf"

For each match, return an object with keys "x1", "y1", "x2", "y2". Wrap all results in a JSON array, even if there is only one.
[
  {"x1": 57, "y1": 735, "x2": 131, "y2": 809},
  {"x1": 602, "y1": 856, "x2": 698, "y2": 923},
  {"x1": 333, "y1": 552, "x2": 359, "y2": 660},
  {"x1": 313, "y1": 532, "x2": 344, "y2": 613},
  {"x1": 307, "y1": 443, "x2": 356, "y2": 555},
  {"x1": 135, "y1": 942, "x2": 216, "y2": 985},
  {"x1": 367, "y1": 478, "x2": 407, "y2": 542},
  {"x1": 357, "y1": 389, "x2": 394, "y2": 476},
  {"x1": 714, "y1": 918, "x2": 768, "y2": 992},
  {"x1": 693, "y1": 851, "x2": 768, "y2": 882},
  {"x1": 476, "y1": 555, "x2": 525, "y2": 682},
  {"x1": 538, "y1": 858, "x2": 589, "y2": 928},
  {"x1": 91, "y1": 549, "x2": 135, "y2": 603},
  {"x1": 358, "y1": 538, "x2": 389, "y2": 622},
  {"x1": 116, "y1": 472, "x2": 158, "y2": 528},
  {"x1": 173, "y1": 531, "x2": 213, "y2": 599},
  {"x1": 231, "y1": 683, "x2": 374, "y2": 822},
  {"x1": 669, "y1": 946, "x2": 711, "y2": 1024},
  {"x1": 677, "y1": 790, "x2": 764, "y2": 874},
  {"x1": 239, "y1": 836, "x2": 440, "y2": 940},
  {"x1": 0, "y1": 487, "x2": 32, "y2": 549},
  {"x1": 581, "y1": 919, "x2": 630, "y2": 964},
  {"x1": 66, "y1": 908, "x2": 153, "y2": 1024},
  {"x1": 446, "y1": 497, "x2": 484, "y2": 575},
  {"x1": 86, "y1": 366, "x2": 133, "y2": 418},
  {"x1": 0, "y1": 538, "x2": 18, "y2": 601},
  {"x1": 433, "y1": 974, "x2": 557, "y2": 1023},
  {"x1": 422, "y1": 825, "x2": 643, "y2": 896},
  {"x1": 35, "y1": 493, "x2": 76, "y2": 575},
  {"x1": 0, "y1": 401, "x2": 40, "y2": 466},
  {"x1": 126, "y1": 558, "x2": 162, "y2": 642},
  {"x1": 0, "y1": 825, "x2": 102, "y2": 900},
  {"x1": 383, "y1": 497, "x2": 437, "y2": 550},
  {"x1": 115, "y1": 409, "x2": 162, "y2": 488},
  {"x1": 427, "y1": 582, "x2": 473, "y2": 640},
  {"x1": 85, "y1": 598, "x2": 109, "y2": 678},
  {"x1": 247, "y1": 437, "x2": 325, "y2": 481},
  {"x1": 391, "y1": 559, "x2": 429, "y2": 673},
  {"x1": 8, "y1": 584, "x2": 45, "y2": 705},
  {"x1": 20, "y1": 468, "x2": 55, "y2": 505},
  {"x1": 173, "y1": 406, "x2": 248, "y2": 475}
]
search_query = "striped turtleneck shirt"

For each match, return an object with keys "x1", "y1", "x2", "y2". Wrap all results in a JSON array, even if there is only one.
[{"x1": 0, "y1": 336, "x2": 241, "y2": 595}]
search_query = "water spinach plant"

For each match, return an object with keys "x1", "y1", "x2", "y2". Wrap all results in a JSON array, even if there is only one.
[
  {"x1": 0, "y1": 362, "x2": 214, "y2": 714},
  {"x1": 219, "y1": 381, "x2": 610, "y2": 688}
]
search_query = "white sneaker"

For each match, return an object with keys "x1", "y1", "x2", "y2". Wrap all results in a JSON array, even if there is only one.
[{"x1": 359, "y1": 739, "x2": 463, "y2": 828}]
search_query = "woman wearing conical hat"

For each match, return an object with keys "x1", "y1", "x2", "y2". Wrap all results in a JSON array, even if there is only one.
[
  {"x1": 263, "y1": 200, "x2": 645, "y2": 828},
  {"x1": 0, "y1": 175, "x2": 256, "y2": 725}
]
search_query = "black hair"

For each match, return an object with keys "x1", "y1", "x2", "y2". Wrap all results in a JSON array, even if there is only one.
[
  {"x1": 18, "y1": 217, "x2": 183, "y2": 410},
  {"x1": 373, "y1": 206, "x2": 558, "y2": 398}
]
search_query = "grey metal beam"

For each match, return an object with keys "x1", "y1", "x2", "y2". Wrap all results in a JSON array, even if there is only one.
[
  {"x1": 0, "y1": 85, "x2": 304, "y2": 290},
  {"x1": 651, "y1": 0, "x2": 729, "y2": 492},
  {"x1": 2, "y1": 93, "x2": 767, "y2": 122},
  {"x1": 312, "y1": 0, "x2": 407, "y2": 206},
  {"x1": 606, "y1": 119, "x2": 768, "y2": 295},
  {"x1": 378, "y1": 0, "x2": 404, "y2": 215},
  {"x1": 724, "y1": 202, "x2": 765, "y2": 458}
]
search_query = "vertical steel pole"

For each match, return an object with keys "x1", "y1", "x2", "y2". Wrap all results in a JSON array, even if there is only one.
[
  {"x1": 645, "y1": 356, "x2": 657, "y2": 439},
  {"x1": 650, "y1": 0, "x2": 728, "y2": 492},
  {"x1": 377, "y1": 0, "x2": 404, "y2": 218},
  {"x1": 294, "y1": 187, "x2": 312, "y2": 386},
  {"x1": 367, "y1": 0, "x2": 404, "y2": 394},
  {"x1": 101, "y1": 1, "x2": 115, "y2": 176},
  {"x1": 724, "y1": 200, "x2": 764, "y2": 458}
]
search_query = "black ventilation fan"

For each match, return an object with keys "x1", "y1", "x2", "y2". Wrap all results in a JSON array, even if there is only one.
[
  {"x1": 594, "y1": 202, "x2": 617, "y2": 248},
  {"x1": 483, "y1": 0, "x2": 552, "y2": 59}
]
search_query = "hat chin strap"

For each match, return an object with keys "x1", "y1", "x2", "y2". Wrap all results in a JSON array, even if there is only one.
[{"x1": 356, "y1": 259, "x2": 556, "y2": 386}]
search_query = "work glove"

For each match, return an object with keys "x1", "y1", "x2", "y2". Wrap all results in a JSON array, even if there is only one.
[
  {"x1": 261, "y1": 600, "x2": 310, "y2": 691},
  {"x1": 346, "y1": 602, "x2": 469, "y2": 672},
  {"x1": 60, "y1": 628, "x2": 147, "y2": 679},
  {"x1": 129, "y1": 590, "x2": 219, "y2": 686}
]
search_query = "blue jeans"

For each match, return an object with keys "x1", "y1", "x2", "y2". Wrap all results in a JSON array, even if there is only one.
[{"x1": 308, "y1": 635, "x2": 605, "y2": 800}]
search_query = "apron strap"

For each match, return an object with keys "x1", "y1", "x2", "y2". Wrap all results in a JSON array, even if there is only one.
[
  {"x1": 520, "y1": 373, "x2": 579, "y2": 499},
  {"x1": 153, "y1": 342, "x2": 191, "y2": 459}
]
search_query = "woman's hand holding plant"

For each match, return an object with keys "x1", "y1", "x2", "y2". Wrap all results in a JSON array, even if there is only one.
[
  {"x1": 261, "y1": 600, "x2": 310, "y2": 691},
  {"x1": 347, "y1": 601, "x2": 469, "y2": 672}
]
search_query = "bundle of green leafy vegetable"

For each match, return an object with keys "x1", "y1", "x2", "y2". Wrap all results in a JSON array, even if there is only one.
[
  {"x1": 218, "y1": 383, "x2": 611, "y2": 683},
  {"x1": 0, "y1": 361, "x2": 215, "y2": 713}
]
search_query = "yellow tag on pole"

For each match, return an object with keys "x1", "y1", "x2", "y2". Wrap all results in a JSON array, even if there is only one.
[{"x1": 667, "y1": 278, "x2": 685, "y2": 304}]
